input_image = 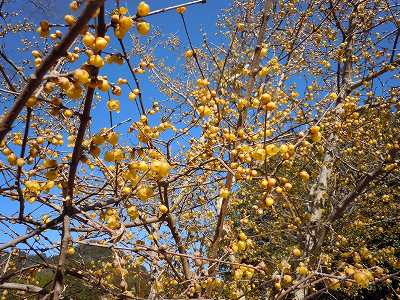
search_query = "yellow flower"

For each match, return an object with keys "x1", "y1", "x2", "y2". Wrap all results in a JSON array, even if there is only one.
[
  {"x1": 137, "y1": 22, "x2": 150, "y2": 35},
  {"x1": 107, "y1": 99, "x2": 120, "y2": 112},
  {"x1": 137, "y1": 1, "x2": 150, "y2": 17},
  {"x1": 137, "y1": 185, "x2": 154, "y2": 201}
]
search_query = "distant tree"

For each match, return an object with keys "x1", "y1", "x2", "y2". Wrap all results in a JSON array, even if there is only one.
[{"x1": 1, "y1": 245, "x2": 150, "y2": 299}]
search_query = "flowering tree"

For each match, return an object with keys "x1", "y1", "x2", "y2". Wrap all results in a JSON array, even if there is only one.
[{"x1": 0, "y1": 0, "x2": 399, "y2": 299}]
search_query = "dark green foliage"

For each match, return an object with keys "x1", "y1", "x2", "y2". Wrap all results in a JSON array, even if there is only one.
[{"x1": 1, "y1": 244, "x2": 150, "y2": 299}]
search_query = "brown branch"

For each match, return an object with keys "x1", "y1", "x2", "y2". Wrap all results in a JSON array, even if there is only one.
[
  {"x1": 216, "y1": 28, "x2": 238, "y2": 92},
  {"x1": 0, "y1": 215, "x2": 63, "y2": 251},
  {"x1": 390, "y1": 29, "x2": 399, "y2": 63},
  {"x1": 0, "y1": 50, "x2": 27, "y2": 82},
  {"x1": 0, "y1": 282, "x2": 46, "y2": 294},
  {"x1": 0, "y1": 0, "x2": 104, "y2": 143},
  {"x1": 118, "y1": 39, "x2": 146, "y2": 115},
  {"x1": 279, "y1": 0, "x2": 341, "y2": 63},
  {"x1": 0, "y1": 264, "x2": 42, "y2": 284},
  {"x1": 328, "y1": 167, "x2": 384, "y2": 222},
  {"x1": 180, "y1": 14, "x2": 205, "y2": 79},
  {"x1": 140, "y1": 0, "x2": 206, "y2": 19},
  {"x1": 161, "y1": 183, "x2": 191, "y2": 280},
  {"x1": 243, "y1": 0, "x2": 273, "y2": 121},
  {"x1": 203, "y1": 35, "x2": 223, "y2": 73},
  {"x1": 51, "y1": 4, "x2": 106, "y2": 299},
  {"x1": 345, "y1": 58, "x2": 400, "y2": 94},
  {"x1": 0, "y1": 64, "x2": 17, "y2": 92},
  {"x1": 0, "y1": 61, "x2": 29, "y2": 221},
  {"x1": 276, "y1": 274, "x2": 315, "y2": 300},
  {"x1": 77, "y1": 241, "x2": 260, "y2": 271},
  {"x1": 136, "y1": 214, "x2": 183, "y2": 280},
  {"x1": 15, "y1": 108, "x2": 32, "y2": 220},
  {"x1": 311, "y1": 165, "x2": 386, "y2": 256}
]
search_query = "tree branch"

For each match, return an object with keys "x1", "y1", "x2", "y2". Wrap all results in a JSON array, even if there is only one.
[
  {"x1": 51, "y1": 4, "x2": 106, "y2": 299},
  {"x1": 0, "y1": 282, "x2": 46, "y2": 294},
  {"x1": 0, "y1": 0, "x2": 104, "y2": 143}
]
